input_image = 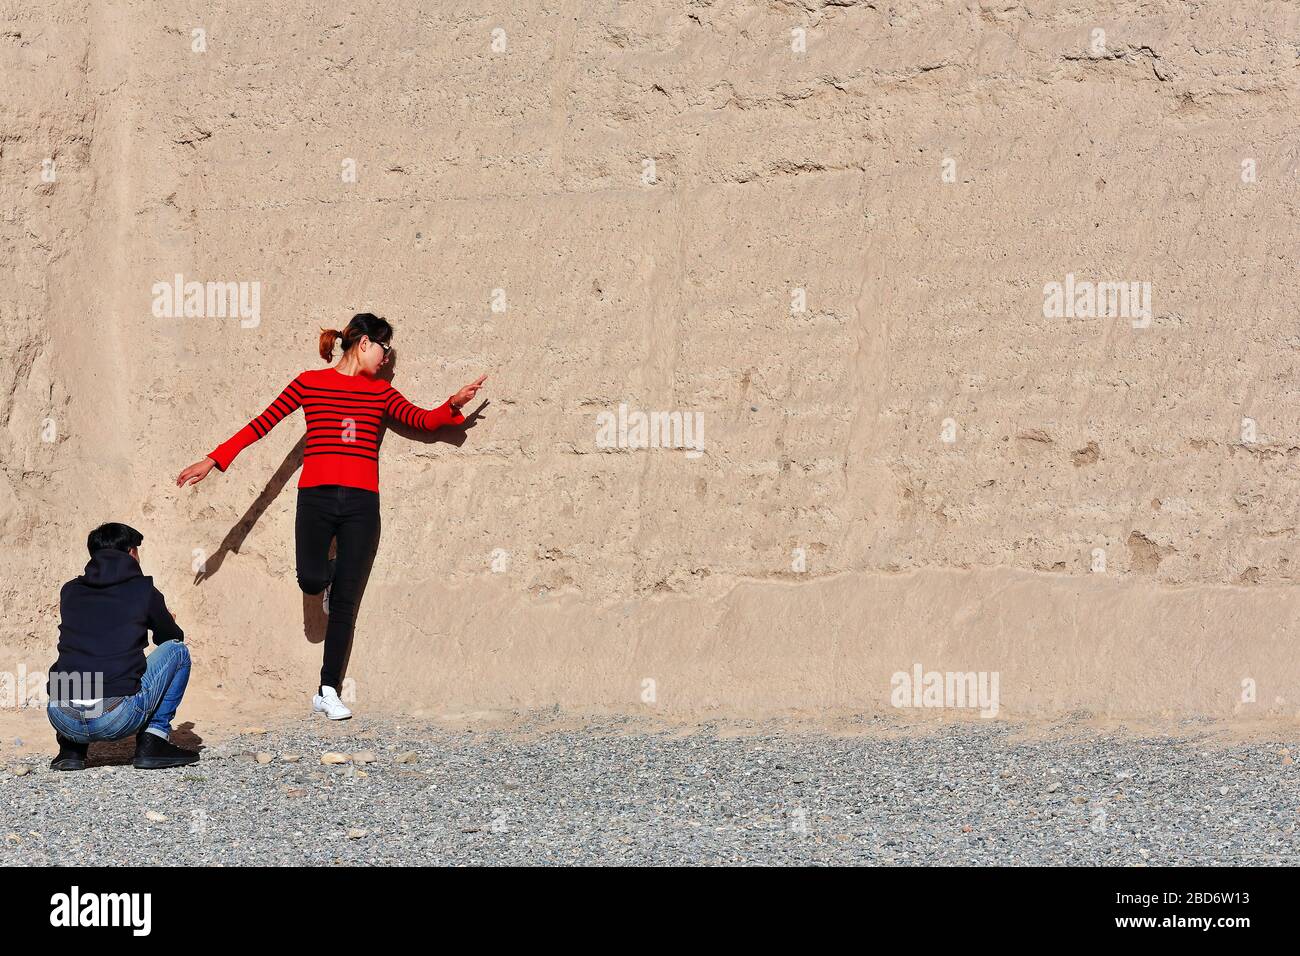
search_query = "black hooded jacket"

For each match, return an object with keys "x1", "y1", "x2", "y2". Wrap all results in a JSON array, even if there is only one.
[{"x1": 48, "y1": 549, "x2": 184, "y2": 700}]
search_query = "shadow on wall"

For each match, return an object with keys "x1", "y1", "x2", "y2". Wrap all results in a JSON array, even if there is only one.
[{"x1": 191, "y1": 433, "x2": 307, "y2": 587}]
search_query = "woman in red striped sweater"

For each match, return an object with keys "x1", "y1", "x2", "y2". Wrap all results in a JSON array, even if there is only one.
[{"x1": 176, "y1": 313, "x2": 485, "y2": 719}]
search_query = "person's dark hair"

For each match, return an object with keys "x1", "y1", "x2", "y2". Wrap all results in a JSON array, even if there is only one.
[
  {"x1": 87, "y1": 522, "x2": 144, "y2": 556},
  {"x1": 319, "y1": 313, "x2": 393, "y2": 362}
]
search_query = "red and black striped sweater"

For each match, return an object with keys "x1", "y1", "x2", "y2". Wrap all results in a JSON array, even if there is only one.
[{"x1": 208, "y1": 367, "x2": 465, "y2": 491}]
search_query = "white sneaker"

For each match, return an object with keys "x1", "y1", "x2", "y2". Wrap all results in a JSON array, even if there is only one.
[{"x1": 312, "y1": 686, "x2": 352, "y2": 720}]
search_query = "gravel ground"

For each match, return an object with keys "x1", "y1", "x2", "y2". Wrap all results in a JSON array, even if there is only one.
[{"x1": 2, "y1": 715, "x2": 1297, "y2": 865}]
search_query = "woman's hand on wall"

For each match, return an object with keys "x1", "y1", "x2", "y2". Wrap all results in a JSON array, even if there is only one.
[
  {"x1": 450, "y1": 374, "x2": 487, "y2": 409},
  {"x1": 176, "y1": 457, "x2": 217, "y2": 488}
]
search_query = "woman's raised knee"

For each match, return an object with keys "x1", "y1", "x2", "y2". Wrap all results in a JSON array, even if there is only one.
[{"x1": 298, "y1": 574, "x2": 329, "y2": 595}]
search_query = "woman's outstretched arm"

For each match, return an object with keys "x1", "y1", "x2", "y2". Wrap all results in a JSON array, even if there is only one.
[
  {"x1": 384, "y1": 374, "x2": 486, "y2": 431},
  {"x1": 176, "y1": 377, "x2": 305, "y2": 487}
]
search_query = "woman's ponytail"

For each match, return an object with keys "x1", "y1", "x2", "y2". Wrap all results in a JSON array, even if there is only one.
[{"x1": 319, "y1": 328, "x2": 344, "y2": 362}]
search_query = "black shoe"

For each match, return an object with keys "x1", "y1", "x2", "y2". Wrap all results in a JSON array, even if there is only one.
[
  {"x1": 51, "y1": 735, "x2": 87, "y2": 772},
  {"x1": 132, "y1": 732, "x2": 199, "y2": 770}
]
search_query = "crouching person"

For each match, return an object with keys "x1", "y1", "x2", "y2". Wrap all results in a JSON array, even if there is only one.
[{"x1": 47, "y1": 523, "x2": 199, "y2": 771}]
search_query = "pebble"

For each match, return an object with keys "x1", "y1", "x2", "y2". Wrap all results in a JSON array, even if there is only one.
[
  {"x1": 144, "y1": 811, "x2": 167, "y2": 823},
  {"x1": 321, "y1": 752, "x2": 349, "y2": 765},
  {"x1": 256, "y1": 753, "x2": 273, "y2": 765}
]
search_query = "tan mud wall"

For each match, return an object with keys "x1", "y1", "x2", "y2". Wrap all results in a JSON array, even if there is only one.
[{"x1": 3, "y1": 1, "x2": 1300, "y2": 721}]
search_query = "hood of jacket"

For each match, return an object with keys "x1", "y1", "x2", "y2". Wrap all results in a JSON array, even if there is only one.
[{"x1": 80, "y1": 548, "x2": 143, "y2": 588}]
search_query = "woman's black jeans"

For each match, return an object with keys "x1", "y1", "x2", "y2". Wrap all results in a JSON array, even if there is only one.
[{"x1": 295, "y1": 485, "x2": 381, "y2": 693}]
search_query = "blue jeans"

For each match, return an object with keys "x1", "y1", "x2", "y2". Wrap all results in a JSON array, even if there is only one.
[{"x1": 47, "y1": 640, "x2": 191, "y2": 743}]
